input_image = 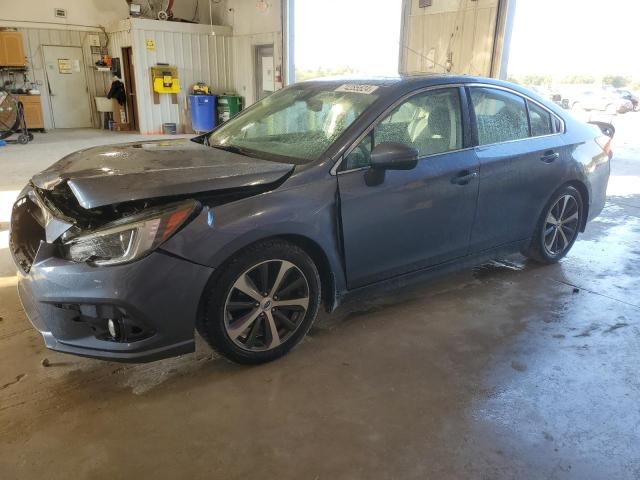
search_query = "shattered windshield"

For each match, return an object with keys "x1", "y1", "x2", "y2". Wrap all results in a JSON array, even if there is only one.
[{"x1": 206, "y1": 85, "x2": 380, "y2": 164}]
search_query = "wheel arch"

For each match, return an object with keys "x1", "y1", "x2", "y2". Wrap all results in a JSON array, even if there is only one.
[
  {"x1": 565, "y1": 180, "x2": 590, "y2": 232},
  {"x1": 195, "y1": 233, "x2": 339, "y2": 328}
]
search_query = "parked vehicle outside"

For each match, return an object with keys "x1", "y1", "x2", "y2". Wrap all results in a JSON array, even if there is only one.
[
  {"x1": 11, "y1": 76, "x2": 612, "y2": 364},
  {"x1": 567, "y1": 88, "x2": 632, "y2": 113},
  {"x1": 614, "y1": 88, "x2": 639, "y2": 111}
]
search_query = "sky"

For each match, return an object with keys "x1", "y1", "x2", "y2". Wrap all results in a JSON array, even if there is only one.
[
  {"x1": 294, "y1": 0, "x2": 403, "y2": 75},
  {"x1": 508, "y1": 0, "x2": 640, "y2": 77},
  {"x1": 294, "y1": 0, "x2": 638, "y2": 79}
]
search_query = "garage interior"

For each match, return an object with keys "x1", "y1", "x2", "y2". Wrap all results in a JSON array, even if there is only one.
[{"x1": 1, "y1": 0, "x2": 639, "y2": 478}]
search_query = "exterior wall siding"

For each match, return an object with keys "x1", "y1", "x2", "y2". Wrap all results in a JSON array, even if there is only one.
[
  {"x1": 107, "y1": 19, "x2": 233, "y2": 134},
  {"x1": 400, "y1": 0, "x2": 500, "y2": 77}
]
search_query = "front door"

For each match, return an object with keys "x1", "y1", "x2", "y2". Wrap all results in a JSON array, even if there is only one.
[
  {"x1": 338, "y1": 87, "x2": 479, "y2": 289},
  {"x1": 42, "y1": 45, "x2": 92, "y2": 128}
]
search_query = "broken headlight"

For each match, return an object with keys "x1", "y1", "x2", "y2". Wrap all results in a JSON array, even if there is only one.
[{"x1": 63, "y1": 200, "x2": 199, "y2": 266}]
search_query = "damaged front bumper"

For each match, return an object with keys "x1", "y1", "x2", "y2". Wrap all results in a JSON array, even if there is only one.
[
  {"x1": 17, "y1": 247, "x2": 213, "y2": 363},
  {"x1": 11, "y1": 185, "x2": 214, "y2": 363}
]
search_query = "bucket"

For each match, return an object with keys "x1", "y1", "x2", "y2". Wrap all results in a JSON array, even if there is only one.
[{"x1": 162, "y1": 122, "x2": 177, "y2": 135}]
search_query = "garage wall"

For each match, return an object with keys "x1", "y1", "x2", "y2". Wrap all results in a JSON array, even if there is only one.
[
  {"x1": 107, "y1": 19, "x2": 233, "y2": 134},
  {"x1": 2, "y1": 27, "x2": 110, "y2": 129},
  {"x1": 399, "y1": 0, "x2": 502, "y2": 77},
  {"x1": 227, "y1": 0, "x2": 284, "y2": 106},
  {"x1": 0, "y1": 0, "x2": 128, "y2": 26}
]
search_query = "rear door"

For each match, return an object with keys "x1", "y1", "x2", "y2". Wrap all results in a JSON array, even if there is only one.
[
  {"x1": 468, "y1": 86, "x2": 567, "y2": 252},
  {"x1": 338, "y1": 87, "x2": 479, "y2": 289}
]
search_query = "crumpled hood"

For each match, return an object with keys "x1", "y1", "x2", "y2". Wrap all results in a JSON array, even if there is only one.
[{"x1": 31, "y1": 138, "x2": 294, "y2": 209}]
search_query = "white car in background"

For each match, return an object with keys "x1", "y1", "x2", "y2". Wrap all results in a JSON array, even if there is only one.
[{"x1": 568, "y1": 89, "x2": 632, "y2": 114}]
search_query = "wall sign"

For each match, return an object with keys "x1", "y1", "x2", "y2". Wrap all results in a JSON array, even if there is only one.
[
  {"x1": 262, "y1": 56, "x2": 275, "y2": 92},
  {"x1": 146, "y1": 39, "x2": 155, "y2": 51},
  {"x1": 58, "y1": 58, "x2": 72, "y2": 74}
]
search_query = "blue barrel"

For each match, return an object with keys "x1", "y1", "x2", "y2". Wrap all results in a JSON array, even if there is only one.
[{"x1": 189, "y1": 95, "x2": 216, "y2": 132}]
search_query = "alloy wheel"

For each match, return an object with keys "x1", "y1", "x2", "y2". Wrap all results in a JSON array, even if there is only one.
[
  {"x1": 544, "y1": 194, "x2": 580, "y2": 256},
  {"x1": 224, "y1": 259, "x2": 310, "y2": 352}
]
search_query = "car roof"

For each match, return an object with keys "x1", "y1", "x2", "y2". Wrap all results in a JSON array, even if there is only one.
[{"x1": 296, "y1": 74, "x2": 534, "y2": 98}]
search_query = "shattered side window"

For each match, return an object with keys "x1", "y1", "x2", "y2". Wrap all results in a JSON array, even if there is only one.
[
  {"x1": 528, "y1": 100, "x2": 553, "y2": 137},
  {"x1": 470, "y1": 87, "x2": 529, "y2": 145}
]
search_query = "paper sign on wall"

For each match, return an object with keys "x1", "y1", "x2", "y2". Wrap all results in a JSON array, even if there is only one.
[
  {"x1": 146, "y1": 39, "x2": 155, "y2": 51},
  {"x1": 58, "y1": 58, "x2": 72, "y2": 74},
  {"x1": 87, "y1": 34, "x2": 101, "y2": 47},
  {"x1": 262, "y1": 56, "x2": 274, "y2": 92}
]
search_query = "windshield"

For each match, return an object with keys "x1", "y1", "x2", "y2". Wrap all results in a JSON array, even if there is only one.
[{"x1": 207, "y1": 86, "x2": 380, "y2": 164}]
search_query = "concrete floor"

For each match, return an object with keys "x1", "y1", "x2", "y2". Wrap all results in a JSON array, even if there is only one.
[{"x1": 1, "y1": 122, "x2": 639, "y2": 479}]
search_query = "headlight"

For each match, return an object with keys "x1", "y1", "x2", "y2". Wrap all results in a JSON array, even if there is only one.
[{"x1": 64, "y1": 200, "x2": 199, "y2": 265}]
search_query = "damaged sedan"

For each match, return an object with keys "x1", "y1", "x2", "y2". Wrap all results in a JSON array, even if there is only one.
[{"x1": 11, "y1": 76, "x2": 611, "y2": 364}]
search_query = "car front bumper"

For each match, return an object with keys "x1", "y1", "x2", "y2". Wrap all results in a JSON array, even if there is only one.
[{"x1": 17, "y1": 247, "x2": 214, "y2": 363}]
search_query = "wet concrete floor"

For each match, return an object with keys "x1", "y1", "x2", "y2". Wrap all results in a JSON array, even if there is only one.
[{"x1": 1, "y1": 122, "x2": 639, "y2": 479}]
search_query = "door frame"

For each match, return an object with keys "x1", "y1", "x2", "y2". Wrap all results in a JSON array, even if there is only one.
[
  {"x1": 41, "y1": 44, "x2": 93, "y2": 129},
  {"x1": 121, "y1": 46, "x2": 139, "y2": 132}
]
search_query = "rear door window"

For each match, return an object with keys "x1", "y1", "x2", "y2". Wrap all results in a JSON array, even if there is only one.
[
  {"x1": 470, "y1": 87, "x2": 529, "y2": 145},
  {"x1": 527, "y1": 100, "x2": 553, "y2": 137}
]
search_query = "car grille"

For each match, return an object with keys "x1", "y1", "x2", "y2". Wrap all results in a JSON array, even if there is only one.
[{"x1": 10, "y1": 195, "x2": 46, "y2": 274}]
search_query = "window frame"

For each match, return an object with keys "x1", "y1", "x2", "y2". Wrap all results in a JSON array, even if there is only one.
[
  {"x1": 333, "y1": 85, "x2": 472, "y2": 175},
  {"x1": 526, "y1": 99, "x2": 554, "y2": 138},
  {"x1": 466, "y1": 84, "x2": 565, "y2": 149},
  {"x1": 332, "y1": 83, "x2": 565, "y2": 175}
]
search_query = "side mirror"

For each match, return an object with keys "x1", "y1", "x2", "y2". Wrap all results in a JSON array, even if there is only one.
[{"x1": 370, "y1": 142, "x2": 418, "y2": 171}]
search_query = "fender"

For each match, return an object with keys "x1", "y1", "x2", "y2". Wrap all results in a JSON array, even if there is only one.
[{"x1": 161, "y1": 176, "x2": 347, "y2": 296}]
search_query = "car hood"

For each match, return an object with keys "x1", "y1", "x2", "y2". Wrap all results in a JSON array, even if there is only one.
[{"x1": 31, "y1": 139, "x2": 294, "y2": 209}]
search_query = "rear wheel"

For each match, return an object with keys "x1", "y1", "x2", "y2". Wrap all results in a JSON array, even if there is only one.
[
  {"x1": 523, "y1": 185, "x2": 583, "y2": 264},
  {"x1": 197, "y1": 240, "x2": 321, "y2": 364}
]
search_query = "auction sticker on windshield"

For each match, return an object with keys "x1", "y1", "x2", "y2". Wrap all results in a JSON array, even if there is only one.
[{"x1": 335, "y1": 84, "x2": 379, "y2": 94}]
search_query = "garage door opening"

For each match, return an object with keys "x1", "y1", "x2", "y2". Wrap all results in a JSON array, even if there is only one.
[{"x1": 291, "y1": 0, "x2": 403, "y2": 81}]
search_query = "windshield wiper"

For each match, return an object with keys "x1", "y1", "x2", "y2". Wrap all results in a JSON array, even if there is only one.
[{"x1": 210, "y1": 143, "x2": 249, "y2": 155}]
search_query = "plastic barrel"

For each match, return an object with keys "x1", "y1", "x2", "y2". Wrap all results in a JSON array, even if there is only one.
[
  {"x1": 217, "y1": 95, "x2": 243, "y2": 124},
  {"x1": 189, "y1": 95, "x2": 216, "y2": 132}
]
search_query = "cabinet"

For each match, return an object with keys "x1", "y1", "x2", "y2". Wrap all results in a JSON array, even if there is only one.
[
  {"x1": 17, "y1": 95, "x2": 44, "y2": 130},
  {"x1": 0, "y1": 31, "x2": 26, "y2": 67}
]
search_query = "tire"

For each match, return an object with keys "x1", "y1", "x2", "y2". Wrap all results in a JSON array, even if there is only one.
[
  {"x1": 523, "y1": 185, "x2": 583, "y2": 264},
  {"x1": 197, "y1": 239, "x2": 321, "y2": 364}
]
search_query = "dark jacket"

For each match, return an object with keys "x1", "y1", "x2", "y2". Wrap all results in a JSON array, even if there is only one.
[{"x1": 107, "y1": 80, "x2": 126, "y2": 106}]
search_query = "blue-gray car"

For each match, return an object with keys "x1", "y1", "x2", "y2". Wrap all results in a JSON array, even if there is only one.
[{"x1": 10, "y1": 76, "x2": 612, "y2": 364}]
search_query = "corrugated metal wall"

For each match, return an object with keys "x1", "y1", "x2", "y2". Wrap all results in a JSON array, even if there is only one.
[
  {"x1": 400, "y1": 0, "x2": 499, "y2": 77},
  {"x1": 8, "y1": 28, "x2": 110, "y2": 129},
  {"x1": 108, "y1": 20, "x2": 234, "y2": 134}
]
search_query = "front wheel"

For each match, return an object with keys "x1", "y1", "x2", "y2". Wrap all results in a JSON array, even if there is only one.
[
  {"x1": 523, "y1": 185, "x2": 583, "y2": 264},
  {"x1": 197, "y1": 239, "x2": 321, "y2": 364}
]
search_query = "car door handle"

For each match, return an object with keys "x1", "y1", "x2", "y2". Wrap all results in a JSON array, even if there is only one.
[
  {"x1": 540, "y1": 151, "x2": 559, "y2": 163},
  {"x1": 451, "y1": 171, "x2": 478, "y2": 185}
]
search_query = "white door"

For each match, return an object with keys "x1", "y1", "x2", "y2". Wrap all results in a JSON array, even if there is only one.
[{"x1": 42, "y1": 45, "x2": 92, "y2": 128}]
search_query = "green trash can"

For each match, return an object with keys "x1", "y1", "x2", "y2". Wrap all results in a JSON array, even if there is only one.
[{"x1": 217, "y1": 94, "x2": 243, "y2": 124}]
